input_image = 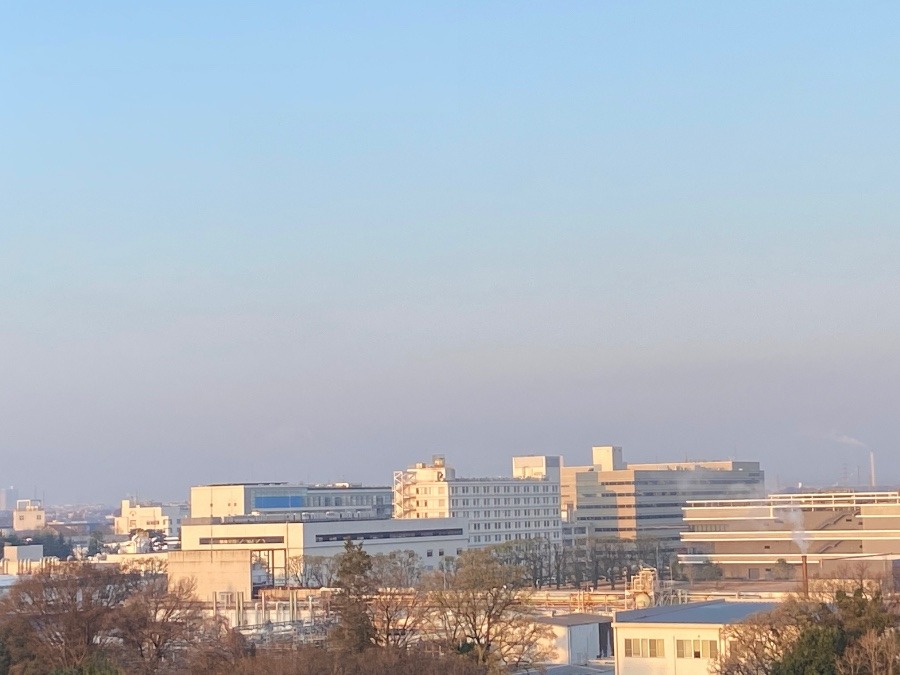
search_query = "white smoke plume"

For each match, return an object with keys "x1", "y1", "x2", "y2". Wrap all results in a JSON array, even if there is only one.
[
  {"x1": 824, "y1": 431, "x2": 867, "y2": 448},
  {"x1": 780, "y1": 508, "x2": 809, "y2": 554}
]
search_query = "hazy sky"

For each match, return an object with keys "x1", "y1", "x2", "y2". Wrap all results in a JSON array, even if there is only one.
[{"x1": 2, "y1": 3, "x2": 899, "y2": 504}]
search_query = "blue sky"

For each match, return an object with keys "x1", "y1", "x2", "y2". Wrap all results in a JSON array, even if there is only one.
[{"x1": 2, "y1": 3, "x2": 899, "y2": 502}]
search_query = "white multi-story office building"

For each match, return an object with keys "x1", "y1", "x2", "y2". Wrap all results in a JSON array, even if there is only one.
[{"x1": 393, "y1": 455, "x2": 563, "y2": 547}]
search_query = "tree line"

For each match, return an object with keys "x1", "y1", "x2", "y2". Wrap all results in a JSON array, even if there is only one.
[
  {"x1": 0, "y1": 542, "x2": 558, "y2": 674},
  {"x1": 293, "y1": 534, "x2": 681, "y2": 593}
]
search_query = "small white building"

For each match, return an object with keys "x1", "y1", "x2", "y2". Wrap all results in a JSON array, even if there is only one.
[
  {"x1": 533, "y1": 613, "x2": 613, "y2": 665},
  {"x1": 612, "y1": 600, "x2": 777, "y2": 675}
]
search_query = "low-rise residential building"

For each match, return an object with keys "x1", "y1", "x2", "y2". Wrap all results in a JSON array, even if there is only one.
[
  {"x1": 13, "y1": 499, "x2": 45, "y2": 533},
  {"x1": 680, "y1": 490, "x2": 900, "y2": 580},
  {"x1": 561, "y1": 446, "x2": 765, "y2": 544},
  {"x1": 612, "y1": 600, "x2": 777, "y2": 675},
  {"x1": 114, "y1": 499, "x2": 189, "y2": 538},
  {"x1": 393, "y1": 455, "x2": 563, "y2": 547}
]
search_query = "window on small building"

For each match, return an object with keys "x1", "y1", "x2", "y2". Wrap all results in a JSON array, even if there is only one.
[
  {"x1": 676, "y1": 639, "x2": 718, "y2": 659},
  {"x1": 624, "y1": 638, "x2": 665, "y2": 658}
]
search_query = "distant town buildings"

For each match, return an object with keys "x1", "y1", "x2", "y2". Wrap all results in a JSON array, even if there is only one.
[
  {"x1": 392, "y1": 455, "x2": 563, "y2": 547},
  {"x1": 114, "y1": 499, "x2": 189, "y2": 538},
  {"x1": 0, "y1": 486, "x2": 19, "y2": 512},
  {"x1": 679, "y1": 490, "x2": 900, "y2": 580},
  {"x1": 560, "y1": 446, "x2": 765, "y2": 545}
]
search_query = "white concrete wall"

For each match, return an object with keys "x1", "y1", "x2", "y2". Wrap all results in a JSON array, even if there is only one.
[
  {"x1": 614, "y1": 623, "x2": 722, "y2": 675},
  {"x1": 181, "y1": 517, "x2": 469, "y2": 570},
  {"x1": 190, "y1": 485, "x2": 249, "y2": 519},
  {"x1": 568, "y1": 622, "x2": 600, "y2": 665}
]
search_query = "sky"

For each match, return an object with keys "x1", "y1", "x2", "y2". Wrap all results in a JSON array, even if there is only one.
[{"x1": 2, "y1": 3, "x2": 899, "y2": 504}]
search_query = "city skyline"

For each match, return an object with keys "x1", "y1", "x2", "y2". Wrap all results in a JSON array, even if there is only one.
[{"x1": 3, "y1": 3, "x2": 899, "y2": 503}]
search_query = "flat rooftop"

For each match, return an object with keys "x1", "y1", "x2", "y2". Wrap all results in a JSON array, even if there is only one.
[{"x1": 535, "y1": 613, "x2": 612, "y2": 627}]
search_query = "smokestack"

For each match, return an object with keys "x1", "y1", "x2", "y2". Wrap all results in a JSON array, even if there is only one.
[
  {"x1": 801, "y1": 555, "x2": 809, "y2": 599},
  {"x1": 870, "y1": 451, "x2": 876, "y2": 488}
]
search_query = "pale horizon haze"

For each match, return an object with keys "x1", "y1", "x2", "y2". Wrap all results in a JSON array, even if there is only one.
[{"x1": 2, "y1": 3, "x2": 899, "y2": 504}]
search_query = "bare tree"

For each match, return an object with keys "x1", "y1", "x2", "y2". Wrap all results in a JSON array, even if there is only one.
[
  {"x1": 422, "y1": 549, "x2": 555, "y2": 671},
  {"x1": 837, "y1": 630, "x2": 900, "y2": 675},
  {"x1": 288, "y1": 554, "x2": 340, "y2": 588},
  {"x1": 550, "y1": 542, "x2": 568, "y2": 589},
  {"x1": 582, "y1": 536, "x2": 627, "y2": 589},
  {"x1": 117, "y1": 575, "x2": 206, "y2": 672},
  {"x1": 0, "y1": 563, "x2": 140, "y2": 672},
  {"x1": 368, "y1": 551, "x2": 425, "y2": 649}
]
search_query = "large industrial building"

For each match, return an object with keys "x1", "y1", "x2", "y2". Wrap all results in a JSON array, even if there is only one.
[
  {"x1": 171, "y1": 515, "x2": 468, "y2": 601},
  {"x1": 393, "y1": 455, "x2": 563, "y2": 546},
  {"x1": 679, "y1": 490, "x2": 900, "y2": 580},
  {"x1": 561, "y1": 446, "x2": 765, "y2": 544}
]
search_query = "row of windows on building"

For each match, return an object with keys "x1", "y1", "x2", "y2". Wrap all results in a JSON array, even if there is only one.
[
  {"x1": 456, "y1": 509, "x2": 559, "y2": 518},
  {"x1": 471, "y1": 520, "x2": 559, "y2": 530},
  {"x1": 577, "y1": 502, "x2": 690, "y2": 510},
  {"x1": 689, "y1": 523, "x2": 730, "y2": 532},
  {"x1": 451, "y1": 484, "x2": 558, "y2": 494},
  {"x1": 622, "y1": 639, "x2": 718, "y2": 660},
  {"x1": 308, "y1": 494, "x2": 388, "y2": 507},
  {"x1": 577, "y1": 488, "x2": 759, "y2": 500},
  {"x1": 451, "y1": 497, "x2": 558, "y2": 507},
  {"x1": 576, "y1": 514, "x2": 682, "y2": 522},
  {"x1": 471, "y1": 531, "x2": 561, "y2": 544},
  {"x1": 424, "y1": 547, "x2": 464, "y2": 557}
]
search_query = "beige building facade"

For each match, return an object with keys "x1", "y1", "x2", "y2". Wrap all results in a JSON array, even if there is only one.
[
  {"x1": 115, "y1": 499, "x2": 189, "y2": 538},
  {"x1": 562, "y1": 446, "x2": 765, "y2": 544},
  {"x1": 13, "y1": 499, "x2": 45, "y2": 533}
]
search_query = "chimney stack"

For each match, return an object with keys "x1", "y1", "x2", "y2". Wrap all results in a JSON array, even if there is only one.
[{"x1": 801, "y1": 554, "x2": 810, "y2": 599}]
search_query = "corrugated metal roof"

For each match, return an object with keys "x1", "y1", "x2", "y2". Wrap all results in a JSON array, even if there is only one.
[{"x1": 615, "y1": 600, "x2": 778, "y2": 625}]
